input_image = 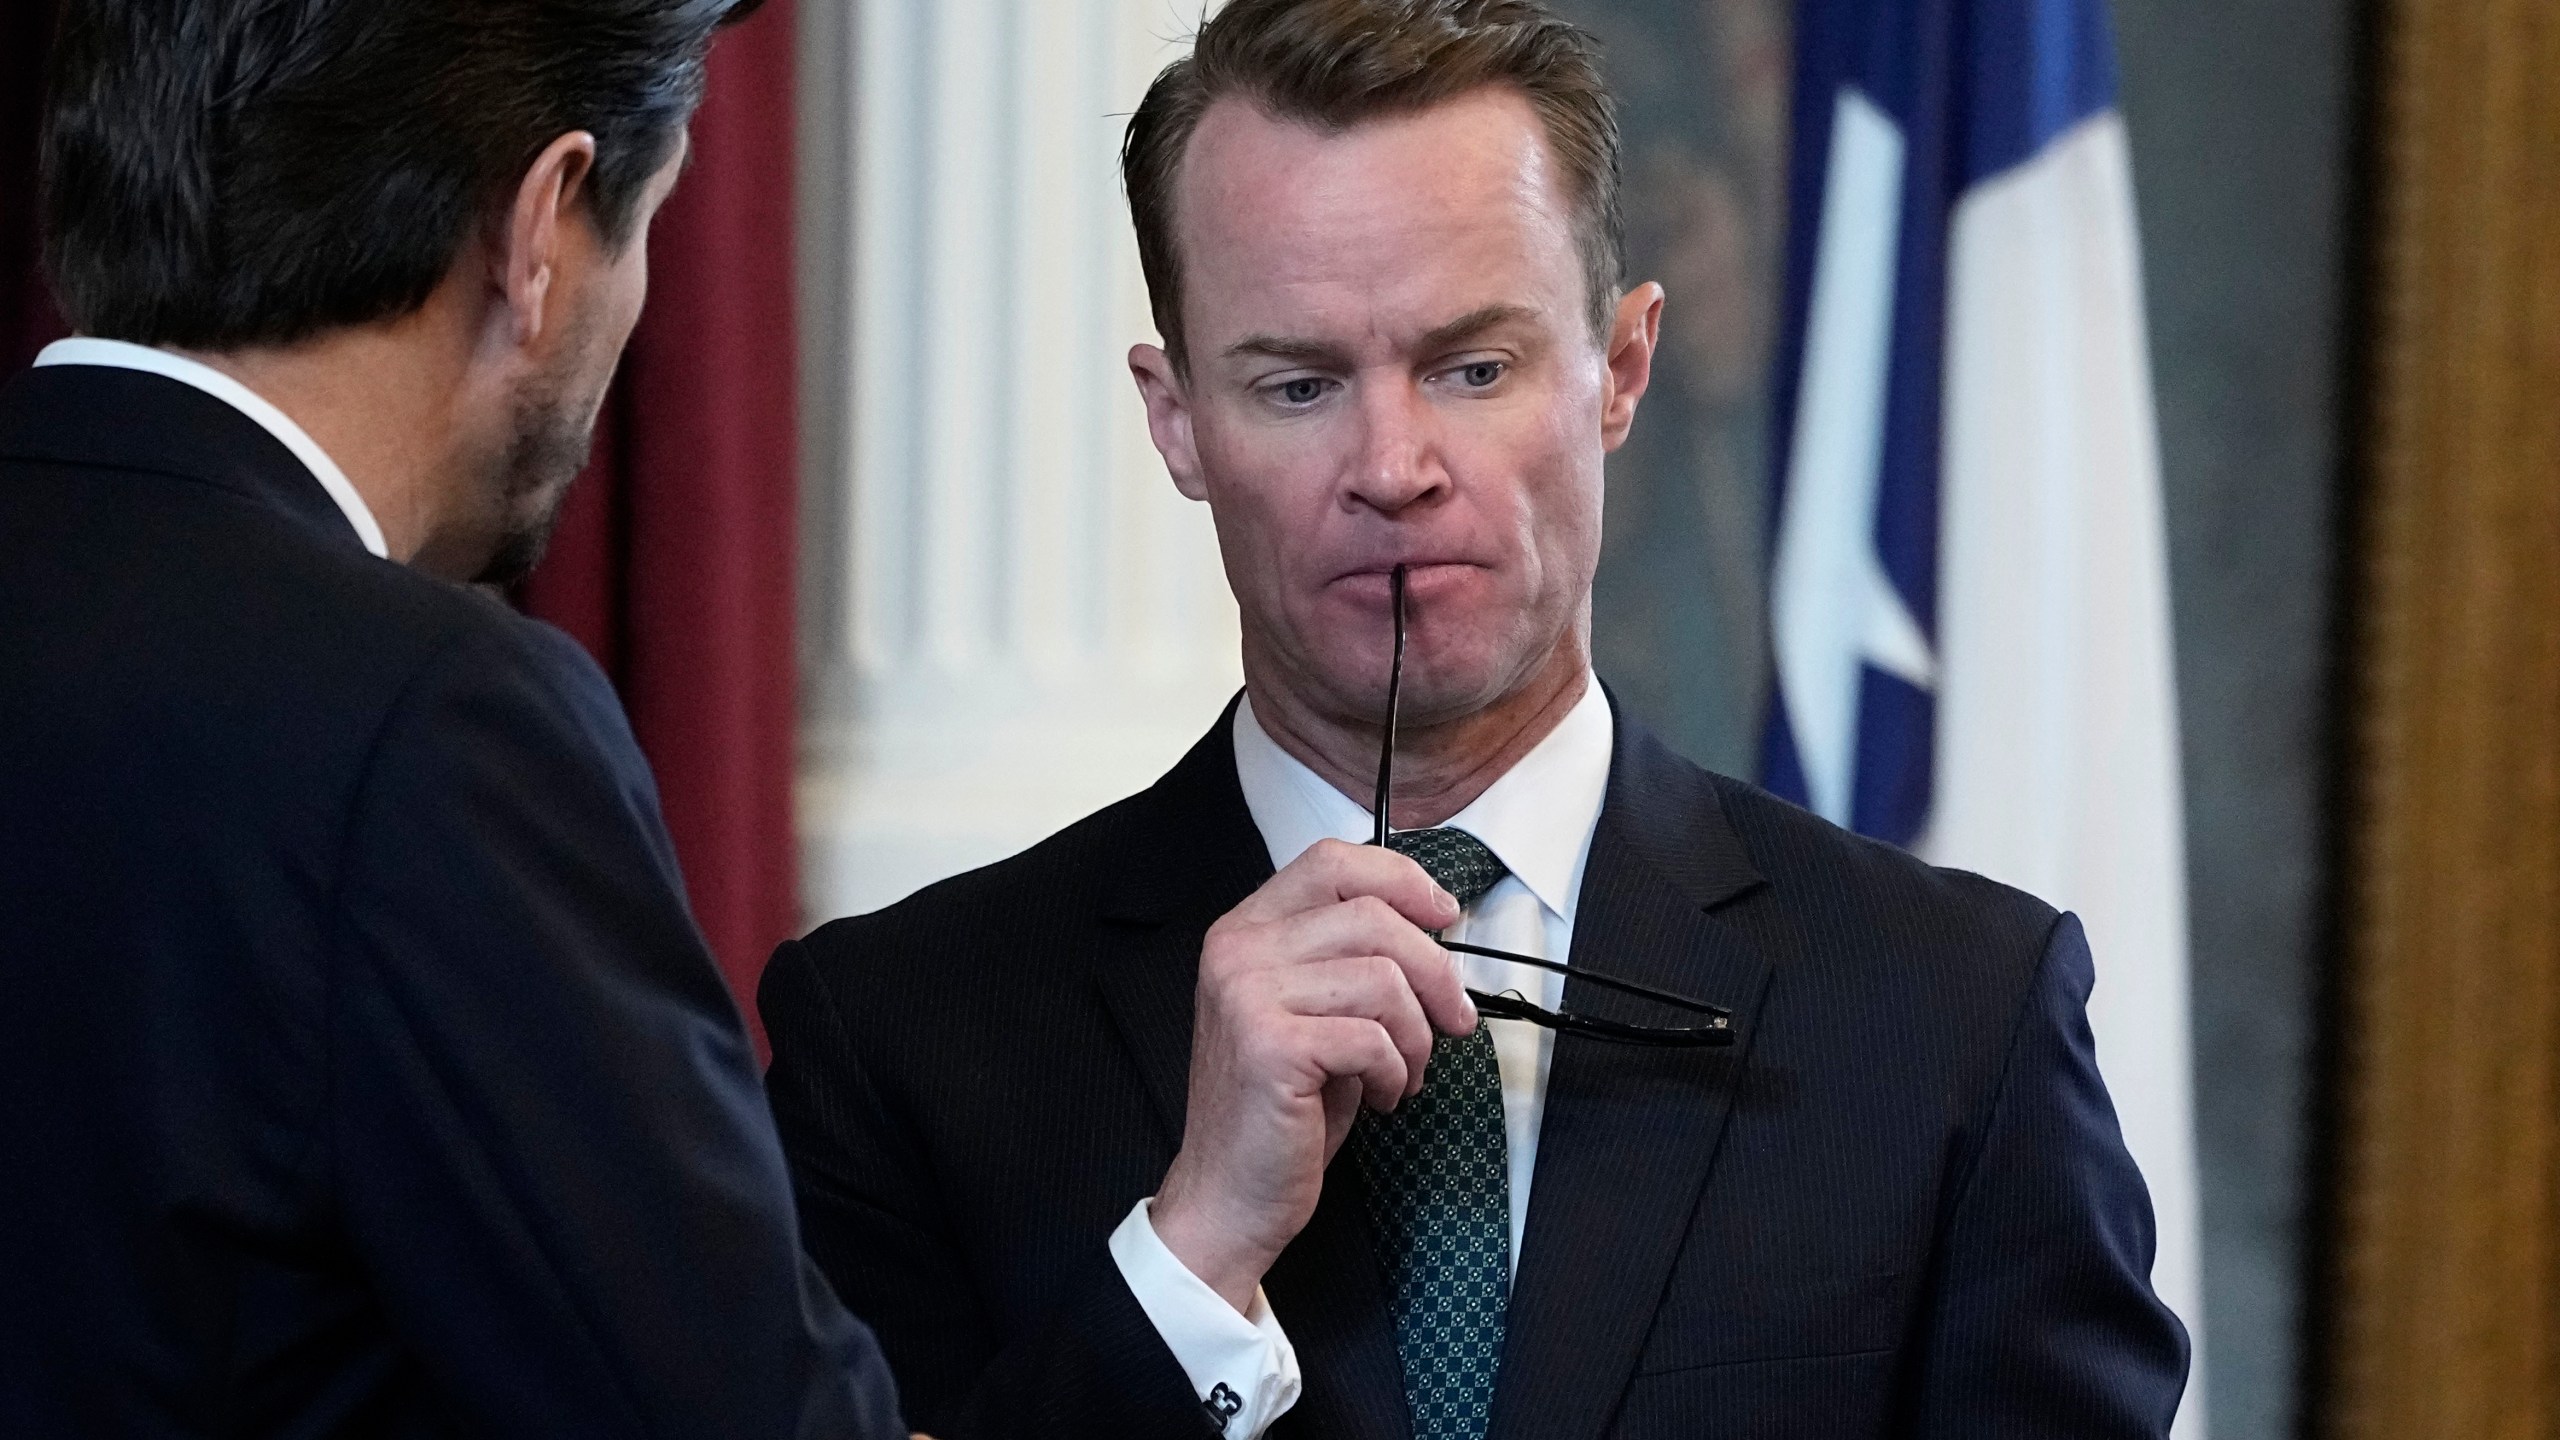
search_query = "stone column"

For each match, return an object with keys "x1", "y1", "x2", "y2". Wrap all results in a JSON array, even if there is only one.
[{"x1": 798, "y1": 0, "x2": 1242, "y2": 921}]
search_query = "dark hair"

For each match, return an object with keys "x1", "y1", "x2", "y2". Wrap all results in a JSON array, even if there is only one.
[
  {"x1": 40, "y1": 0, "x2": 760, "y2": 350},
  {"x1": 1122, "y1": 0, "x2": 1622, "y2": 374}
]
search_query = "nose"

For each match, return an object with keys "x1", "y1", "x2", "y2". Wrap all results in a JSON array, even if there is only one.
[{"x1": 1342, "y1": 376, "x2": 1449, "y2": 517}]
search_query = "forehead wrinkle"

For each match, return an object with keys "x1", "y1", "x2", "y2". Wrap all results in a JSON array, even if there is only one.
[{"x1": 1175, "y1": 90, "x2": 1587, "y2": 366}]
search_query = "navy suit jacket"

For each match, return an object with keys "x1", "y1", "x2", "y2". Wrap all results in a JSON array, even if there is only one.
[
  {"x1": 761, "y1": 697, "x2": 2189, "y2": 1439},
  {"x1": 0, "y1": 364, "x2": 903, "y2": 1439}
]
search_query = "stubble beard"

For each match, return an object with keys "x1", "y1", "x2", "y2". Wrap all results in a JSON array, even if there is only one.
[{"x1": 471, "y1": 341, "x2": 615, "y2": 589}]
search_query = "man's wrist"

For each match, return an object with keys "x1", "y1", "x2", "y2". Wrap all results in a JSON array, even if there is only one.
[
  {"x1": 1147, "y1": 1172, "x2": 1274, "y2": 1314},
  {"x1": 1107, "y1": 1200, "x2": 1304, "y2": 1439}
]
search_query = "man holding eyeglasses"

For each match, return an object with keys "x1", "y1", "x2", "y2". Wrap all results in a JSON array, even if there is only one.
[{"x1": 759, "y1": 2, "x2": 2189, "y2": 1438}]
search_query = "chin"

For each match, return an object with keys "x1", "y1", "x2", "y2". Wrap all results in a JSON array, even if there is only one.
[
  {"x1": 1418, "y1": 608, "x2": 1585, "y2": 720},
  {"x1": 1394, "y1": 662, "x2": 1525, "y2": 727},
  {"x1": 475, "y1": 489, "x2": 574, "y2": 587},
  {"x1": 473, "y1": 530, "x2": 549, "y2": 589},
  {"x1": 471, "y1": 390, "x2": 593, "y2": 587},
  {"x1": 1311, "y1": 632, "x2": 1519, "y2": 728}
]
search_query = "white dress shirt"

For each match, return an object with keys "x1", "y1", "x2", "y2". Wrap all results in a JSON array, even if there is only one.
[
  {"x1": 1109, "y1": 676, "x2": 1615, "y2": 1438},
  {"x1": 34, "y1": 337, "x2": 389, "y2": 559}
]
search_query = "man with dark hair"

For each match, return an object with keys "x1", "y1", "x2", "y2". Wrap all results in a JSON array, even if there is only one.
[
  {"x1": 0, "y1": 3, "x2": 905, "y2": 1435},
  {"x1": 761, "y1": 1, "x2": 2189, "y2": 1438}
]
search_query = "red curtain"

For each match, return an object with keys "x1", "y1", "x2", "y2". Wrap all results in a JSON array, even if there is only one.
[
  {"x1": 1, "y1": 0, "x2": 801, "y2": 1039},
  {"x1": 521, "y1": 2, "x2": 802, "y2": 1046}
]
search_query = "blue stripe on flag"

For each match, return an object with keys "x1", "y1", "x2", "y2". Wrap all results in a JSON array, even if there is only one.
[
  {"x1": 1758, "y1": 0, "x2": 2125, "y2": 846},
  {"x1": 1968, "y1": 0, "x2": 2121, "y2": 181}
]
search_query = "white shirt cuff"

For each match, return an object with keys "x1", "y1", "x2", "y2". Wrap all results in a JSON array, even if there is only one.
[{"x1": 1105, "y1": 1197, "x2": 1303, "y2": 1437}]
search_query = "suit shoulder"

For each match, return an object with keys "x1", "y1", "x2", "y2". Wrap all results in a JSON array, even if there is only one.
[
  {"x1": 1707, "y1": 772, "x2": 2062, "y2": 964},
  {"x1": 768, "y1": 789, "x2": 1160, "y2": 1063},
  {"x1": 280, "y1": 530, "x2": 586, "y2": 682},
  {"x1": 1696, "y1": 775, "x2": 2082, "y2": 1102},
  {"x1": 796, "y1": 785, "x2": 1152, "y2": 966},
  {"x1": 0, "y1": 448, "x2": 616, "y2": 797},
  {"x1": 254, "y1": 546, "x2": 625, "y2": 766},
  {"x1": 16, "y1": 438, "x2": 582, "y2": 704},
  {"x1": 371, "y1": 584, "x2": 620, "y2": 728},
  {"x1": 208, "y1": 533, "x2": 649, "y2": 829}
]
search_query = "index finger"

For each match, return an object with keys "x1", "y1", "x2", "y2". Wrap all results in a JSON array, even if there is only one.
[{"x1": 1232, "y1": 837, "x2": 1460, "y2": 933}]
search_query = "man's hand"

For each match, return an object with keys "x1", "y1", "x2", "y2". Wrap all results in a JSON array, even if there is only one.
[{"x1": 1149, "y1": 839, "x2": 1477, "y2": 1312}]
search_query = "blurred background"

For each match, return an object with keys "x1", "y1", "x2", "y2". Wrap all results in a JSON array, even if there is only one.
[{"x1": 5, "y1": 0, "x2": 2554, "y2": 1436}]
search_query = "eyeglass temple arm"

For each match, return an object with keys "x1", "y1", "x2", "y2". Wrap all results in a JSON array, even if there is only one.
[
  {"x1": 1371, "y1": 564, "x2": 1405, "y2": 849},
  {"x1": 1466, "y1": 987, "x2": 1736, "y2": 1046},
  {"x1": 1441, "y1": 938, "x2": 1732, "y2": 1021},
  {"x1": 1367, "y1": 564, "x2": 1726, "y2": 1027}
]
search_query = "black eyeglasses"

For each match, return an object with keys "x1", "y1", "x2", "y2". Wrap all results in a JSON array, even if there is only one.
[{"x1": 1371, "y1": 564, "x2": 1734, "y2": 1048}]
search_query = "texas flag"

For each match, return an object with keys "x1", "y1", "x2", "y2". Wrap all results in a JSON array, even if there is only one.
[{"x1": 1757, "y1": 0, "x2": 2204, "y2": 1432}]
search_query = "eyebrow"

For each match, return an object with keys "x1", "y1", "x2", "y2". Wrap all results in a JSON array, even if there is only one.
[
  {"x1": 1223, "y1": 333, "x2": 1347, "y2": 366},
  {"x1": 1220, "y1": 302, "x2": 1540, "y2": 367},
  {"x1": 1415, "y1": 302, "x2": 1537, "y2": 353}
]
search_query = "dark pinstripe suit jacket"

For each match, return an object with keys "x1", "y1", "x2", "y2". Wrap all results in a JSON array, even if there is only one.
[{"x1": 761, "y1": 700, "x2": 2189, "y2": 1440}]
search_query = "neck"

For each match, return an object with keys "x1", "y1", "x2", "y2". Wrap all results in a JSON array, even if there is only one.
[
  {"x1": 177, "y1": 296, "x2": 477, "y2": 572},
  {"x1": 1247, "y1": 629, "x2": 1592, "y2": 830}
]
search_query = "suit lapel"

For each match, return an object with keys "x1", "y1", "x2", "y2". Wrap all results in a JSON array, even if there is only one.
[
  {"x1": 1487, "y1": 719, "x2": 1776, "y2": 1440},
  {"x1": 1089, "y1": 703, "x2": 1409, "y2": 1440},
  {"x1": 1090, "y1": 916, "x2": 1215, "y2": 1149},
  {"x1": 1090, "y1": 703, "x2": 1768, "y2": 1440},
  {"x1": 1090, "y1": 702, "x2": 1269, "y2": 1143}
]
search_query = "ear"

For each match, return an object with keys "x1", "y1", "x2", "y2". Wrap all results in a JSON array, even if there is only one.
[
  {"x1": 1129, "y1": 342, "x2": 1208, "y2": 501},
  {"x1": 1599, "y1": 281, "x2": 1665, "y2": 453},
  {"x1": 494, "y1": 131, "x2": 602, "y2": 348}
]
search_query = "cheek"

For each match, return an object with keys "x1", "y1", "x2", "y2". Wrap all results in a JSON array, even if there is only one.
[
  {"x1": 1547, "y1": 453, "x2": 1607, "y2": 576},
  {"x1": 1462, "y1": 404, "x2": 1600, "y2": 535},
  {"x1": 557, "y1": 252, "x2": 650, "y2": 392},
  {"x1": 605, "y1": 248, "x2": 652, "y2": 341},
  {"x1": 1197, "y1": 418, "x2": 1343, "y2": 557},
  {"x1": 1482, "y1": 418, "x2": 1605, "y2": 600},
  {"x1": 1539, "y1": 373, "x2": 1610, "y2": 524}
]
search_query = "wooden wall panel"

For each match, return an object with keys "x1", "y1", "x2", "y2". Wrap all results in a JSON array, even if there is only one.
[{"x1": 2332, "y1": 0, "x2": 2560, "y2": 1433}]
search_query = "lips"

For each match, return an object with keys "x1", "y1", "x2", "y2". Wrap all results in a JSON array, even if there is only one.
[
  {"x1": 1331, "y1": 559, "x2": 1480, "y2": 586},
  {"x1": 1323, "y1": 562, "x2": 1487, "y2": 618}
]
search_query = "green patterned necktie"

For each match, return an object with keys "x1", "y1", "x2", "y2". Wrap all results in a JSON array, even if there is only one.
[{"x1": 1351, "y1": 827, "x2": 1512, "y2": 1440}]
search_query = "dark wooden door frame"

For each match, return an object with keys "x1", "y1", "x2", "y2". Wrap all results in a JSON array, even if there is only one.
[{"x1": 2329, "y1": 0, "x2": 2560, "y2": 1431}]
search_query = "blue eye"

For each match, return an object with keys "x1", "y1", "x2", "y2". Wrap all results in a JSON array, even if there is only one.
[
  {"x1": 1459, "y1": 361, "x2": 1504, "y2": 387},
  {"x1": 1278, "y1": 378, "x2": 1326, "y2": 405}
]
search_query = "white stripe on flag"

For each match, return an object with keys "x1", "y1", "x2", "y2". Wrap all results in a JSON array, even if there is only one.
[{"x1": 1928, "y1": 109, "x2": 2207, "y2": 1438}]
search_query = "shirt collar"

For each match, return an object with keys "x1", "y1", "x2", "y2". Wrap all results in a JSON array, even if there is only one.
[
  {"x1": 35, "y1": 337, "x2": 390, "y2": 559},
  {"x1": 1231, "y1": 674, "x2": 1615, "y2": 922}
]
